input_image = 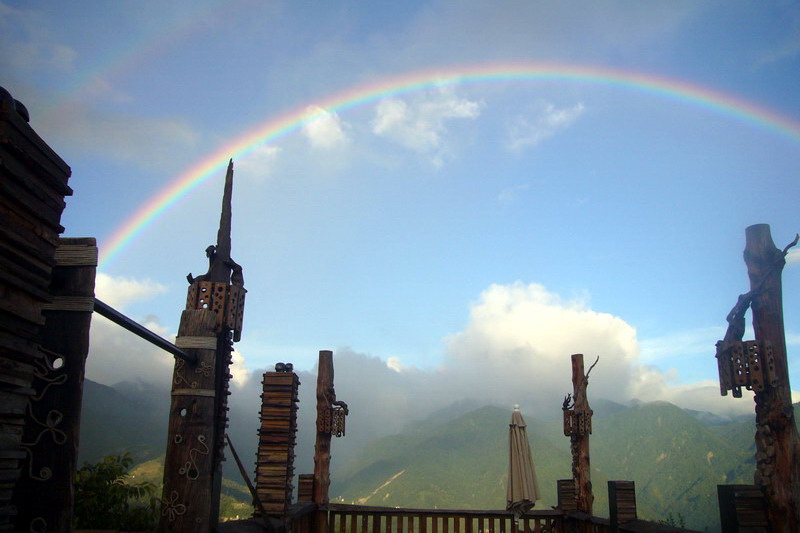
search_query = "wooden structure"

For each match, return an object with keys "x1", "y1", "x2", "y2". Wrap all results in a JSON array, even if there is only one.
[
  {"x1": 718, "y1": 485, "x2": 770, "y2": 533},
  {"x1": 557, "y1": 479, "x2": 578, "y2": 512},
  {"x1": 254, "y1": 366, "x2": 300, "y2": 517},
  {"x1": 562, "y1": 354, "x2": 596, "y2": 515},
  {"x1": 15, "y1": 239, "x2": 97, "y2": 531},
  {"x1": 312, "y1": 350, "x2": 349, "y2": 533},
  {"x1": 715, "y1": 225, "x2": 800, "y2": 533},
  {"x1": 159, "y1": 160, "x2": 246, "y2": 532},
  {"x1": 608, "y1": 481, "x2": 637, "y2": 532},
  {"x1": 0, "y1": 87, "x2": 102, "y2": 532}
]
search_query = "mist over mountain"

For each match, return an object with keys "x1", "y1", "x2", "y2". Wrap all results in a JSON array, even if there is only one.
[{"x1": 80, "y1": 376, "x2": 795, "y2": 533}]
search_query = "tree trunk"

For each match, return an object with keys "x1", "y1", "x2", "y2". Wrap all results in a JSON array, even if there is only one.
[
  {"x1": 745, "y1": 224, "x2": 800, "y2": 533},
  {"x1": 571, "y1": 354, "x2": 593, "y2": 515}
]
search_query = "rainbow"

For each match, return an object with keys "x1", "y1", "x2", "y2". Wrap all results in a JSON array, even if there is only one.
[{"x1": 98, "y1": 62, "x2": 800, "y2": 268}]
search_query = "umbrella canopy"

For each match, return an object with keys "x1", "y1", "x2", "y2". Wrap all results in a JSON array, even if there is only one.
[{"x1": 506, "y1": 405, "x2": 541, "y2": 520}]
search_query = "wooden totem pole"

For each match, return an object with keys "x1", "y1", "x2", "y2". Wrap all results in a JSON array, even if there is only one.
[
  {"x1": 159, "y1": 160, "x2": 246, "y2": 532},
  {"x1": 716, "y1": 224, "x2": 799, "y2": 532},
  {"x1": 562, "y1": 354, "x2": 597, "y2": 515},
  {"x1": 313, "y1": 350, "x2": 348, "y2": 533}
]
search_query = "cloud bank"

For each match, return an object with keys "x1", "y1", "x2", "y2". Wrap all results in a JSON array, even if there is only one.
[{"x1": 86, "y1": 276, "x2": 760, "y2": 469}]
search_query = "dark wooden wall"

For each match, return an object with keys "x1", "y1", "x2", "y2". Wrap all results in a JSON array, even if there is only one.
[{"x1": 0, "y1": 87, "x2": 74, "y2": 531}]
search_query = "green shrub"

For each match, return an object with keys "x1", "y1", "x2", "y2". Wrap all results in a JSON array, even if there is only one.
[{"x1": 74, "y1": 453, "x2": 159, "y2": 531}]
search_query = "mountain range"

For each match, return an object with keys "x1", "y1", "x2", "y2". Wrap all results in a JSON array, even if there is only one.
[{"x1": 78, "y1": 379, "x2": 786, "y2": 532}]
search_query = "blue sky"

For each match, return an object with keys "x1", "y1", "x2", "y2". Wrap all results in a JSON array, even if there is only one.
[{"x1": 3, "y1": 0, "x2": 799, "y2": 418}]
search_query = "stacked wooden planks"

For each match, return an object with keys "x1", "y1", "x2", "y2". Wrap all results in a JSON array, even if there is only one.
[
  {"x1": 608, "y1": 480, "x2": 637, "y2": 528},
  {"x1": 556, "y1": 479, "x2": 577, "y2": 511},
  {"x1": 0, "y1": 87, "x2": 72, "y2": 531},
  {"x1": 718, "y1": 485, "x2": 770, "y2": 533},
  {"x1": 255, "y1": 371, "x2": 300, "y2": 517}
]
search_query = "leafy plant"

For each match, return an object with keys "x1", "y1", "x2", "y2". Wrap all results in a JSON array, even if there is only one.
[{"x1": 74, "y1": 453, "x2": 159, "y2": 531}]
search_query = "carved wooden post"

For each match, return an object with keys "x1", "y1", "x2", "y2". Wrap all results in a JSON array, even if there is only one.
[
  {"x1": 159, "y1": 160, "x2": 245, "y2": 532},
  {"x1": 14, "y1": 238, "x2": 96, "y2": 531},
  {"x1": 562, "y1": 354, "x2": 594, "y2": 515},
  {"x1": 313, "y1": 350, "x2": 348, "y2": 533},
  {"x1": 744, "y1": 224, "x2": 800, "y2": 532}
]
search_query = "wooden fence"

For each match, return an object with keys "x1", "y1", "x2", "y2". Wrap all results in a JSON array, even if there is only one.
[{"x1": 325, "y1": 504, "x2": 562, "y2": 533}]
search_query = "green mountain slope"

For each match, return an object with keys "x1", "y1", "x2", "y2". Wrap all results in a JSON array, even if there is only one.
[
  {"x1": 591, "y1": 401, "x2": 752, "y2": 529},
  {"x1": 332, "y1": 405, "x2": 610, "y2": 511},
  {"x1": 331, "y1": 402, "x2": 761, "y2": 533},
  {"x1": 78, "y1": 380, "x2": 168, "y2": 465}
]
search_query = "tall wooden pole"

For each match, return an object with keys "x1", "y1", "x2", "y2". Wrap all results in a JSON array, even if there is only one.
[
  {"x1": 159, "y1": 160, "x2": 245, "y2": 532},
  {"x1": 567, "y1": 353, "x2": 594, "y2": 515},
  {"x1": 14, "y1": 238, "x2": 97, "y2": 531},
  {"x1": 312, "y1": 350, "x2": 348, "y2": 533},
  {"x1": 744, "y1": 224, "x2": 800, "y2": 532},
  {"x1": 313, "y1": 351, "x2": 334, "y2": 509}
]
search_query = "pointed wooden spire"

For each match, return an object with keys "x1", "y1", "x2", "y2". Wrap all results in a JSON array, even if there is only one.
[{"x1": 207, "y1": 159, "x2": 234, "y2": 283}]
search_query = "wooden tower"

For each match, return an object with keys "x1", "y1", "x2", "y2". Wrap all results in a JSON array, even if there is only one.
[
  {"x1": 254, "y1": 365, "x2": 300, "y2": 518},
  {"x1": 158, "y1": 160, "x2": 246, "y2": 532}
]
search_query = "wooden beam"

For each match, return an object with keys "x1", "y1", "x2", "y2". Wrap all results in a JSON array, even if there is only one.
[{"x1": 93, "y1": 298, "x2": 194, "y2": 363}]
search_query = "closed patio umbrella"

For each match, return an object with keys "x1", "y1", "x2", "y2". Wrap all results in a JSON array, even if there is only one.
[{"x1": 506, "y1": 405, "x2": 541, "y2": 528}]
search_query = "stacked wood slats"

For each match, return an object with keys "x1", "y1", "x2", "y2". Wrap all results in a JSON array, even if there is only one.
[
  {"x1": 718, "y1": 484, "x2": 770, "y2": 533},
  {"x1": 608, "y1": 480, "x2": 637, "y2": 528},
  {"x1": 255, "y1": 371, "x2": 300, "y2": 517},
  {"x1": 297, "y1": 474, "x2": 314, "y2": 503},
  {"x1": 0, "y1": 88, "x2": 71, "y2": 531},
  {"x1": 556, "y1": 479, "x2": 577, "y2": 511}
]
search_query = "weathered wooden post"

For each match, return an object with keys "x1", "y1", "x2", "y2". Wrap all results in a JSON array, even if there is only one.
[
  {"x1": 312, "y1": 350, "x2": 348, "y2": 533},
  {"x1": 14, "y1": 238, "x2": 97, "y2": 531},
  {"x1": 562, "y1": 354, "x2": 596, "y2": 515},
  {"x1": 159, "y1": 160, "x2": 246, "y2": 532},
  {"x1": 715, "y1": 224, "x2": 800, "y2": 532}
]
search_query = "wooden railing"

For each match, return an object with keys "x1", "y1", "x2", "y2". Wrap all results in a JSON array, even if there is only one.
[{"x1": 325, "y1": 504, "x2": 563, "y2": 533}]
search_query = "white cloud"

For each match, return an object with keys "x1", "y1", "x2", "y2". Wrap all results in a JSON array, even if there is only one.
[
  {"x1": 85, "y1": 313, "x2": 175, "y2": 387},
  {"x1": 86, "y1": 274, "x2": 173, "y2": 386},
  {"x1": 371, "y1": 87, "x2": 481, "y2": 165},
  {"x1": 237, "y1": 144, "x2": 282, "y2": 182},
  {"x1": 628, "y1": 370, "x2": 755, "y2": 416},
  {"x1": 230, "y1": 349, "x2": 251, "y2": 388},
  {"x1": 506, "y1": 102, "x2": 585, "y2": 152},
  {"x1": 386, "y1": 356, "x2": 406, "y2": 372},
  {"x1": 302, "y1": 106, "x2": 350, "y2": 149},
  {"x1": 787, "y1": 247, "x2": 800, "y2": 266},
  {"x1": 94, "y1": 272, "x2": 168, "y2": 310},
  {"x1": 443, "y1": 282, "x2": 640, "y2": 414}
]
